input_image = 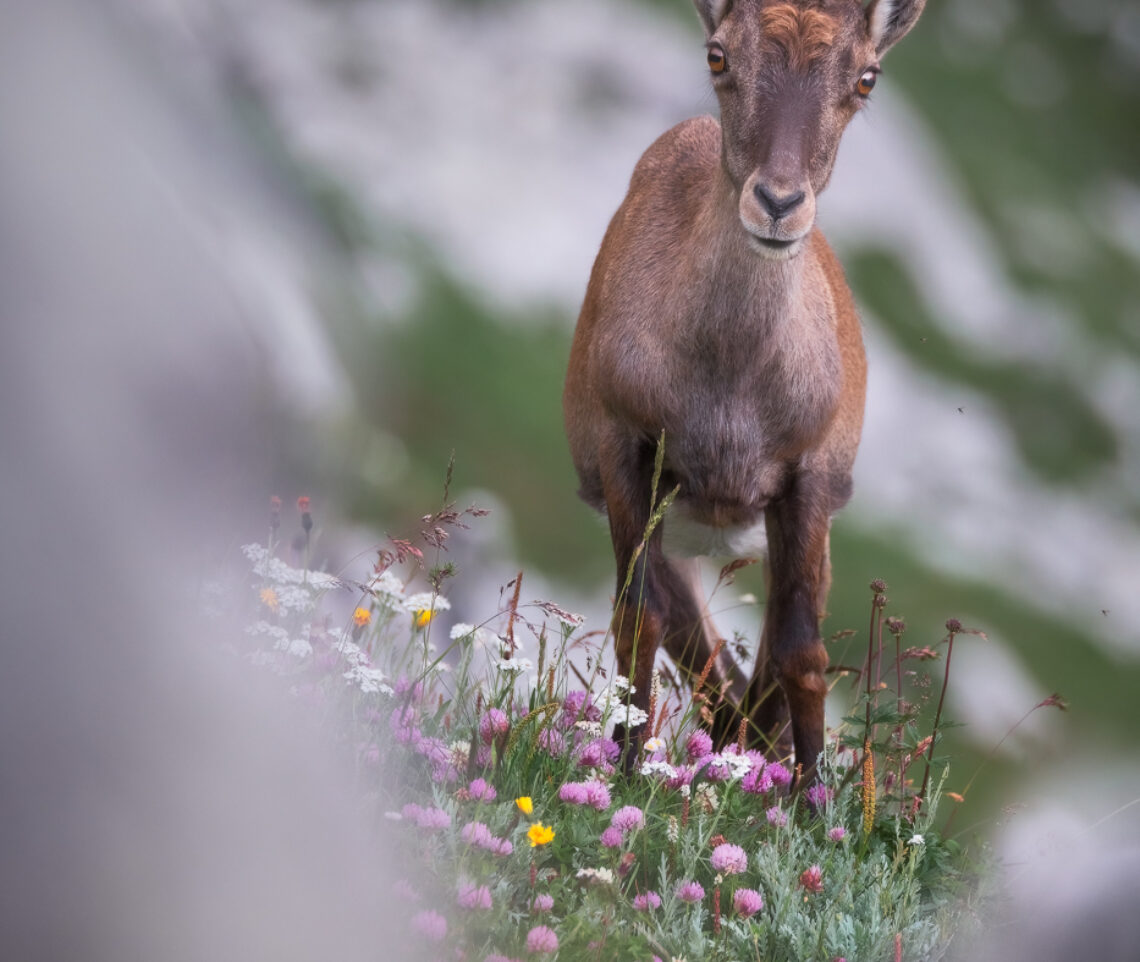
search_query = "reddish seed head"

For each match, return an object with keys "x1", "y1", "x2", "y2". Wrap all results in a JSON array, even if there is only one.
[
  {"x1": 297, "y1": 496, "x2": 311, "y2": 513},
  {"x1": 870, "y1": 578, "x2": 887, "y2": 593},
  {"x1": 799, "y1": 864, "x2": 824, "y2": 894},
  {"x1": 945, "y1": 617, "x2": 962, "y2": 633}
]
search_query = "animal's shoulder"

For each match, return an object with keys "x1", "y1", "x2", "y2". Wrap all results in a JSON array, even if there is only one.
[{"x1": 628, "y1": 116, "x2": 721, "y2": 192}]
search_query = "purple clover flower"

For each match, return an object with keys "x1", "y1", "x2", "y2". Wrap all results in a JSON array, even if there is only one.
[
  {"x1": 461, "y1": 820, "x2": 494, "y2": 847},
  {"x1": 703, "y1": 753, "x2": 733, "y2": 782},
  {"x1": 584, "y1": 779, "x2": 611, "y2": 811},
  {"x1": 686, "y1": 729, "x2": 713, "y2": 762},
  {"x1": 468, "y1": 778, "x2": 497, "y2": 802},
  {"x1": 411, "y1": 910, "x2": 447, "y2": 942},
  {"x1": 599, "y1": 826, "x2": 623, "y2": 848},
  {"x1": 633, "y1": 891, "x2": 661, "y2": 911},
  {"x1": 577, "y1": 737, "x2": 620, "y2": 768},
  {"x1": 742, "y1": 766, "x2": 774, "y2": 794},
  {"x1": 480, "y1": 708, "x2": 509, "y2": 745},
  {"x1": 710, "y1": 842, "x2": 748, "y2": 875},
  {"x1": 766, "y1": 761, "x2": 792, "y2": 788},
  {"x1": 665, "y1": 764, "x2": 695, "y2": 791},
  {"x1": 766, "y1": 806, "x2": 788, "y2": 827},
  {"x1": 828, "y1": 826, "x2": 848, "y2": 842},
  {"x1": 532, "y1": 893, "x2": 554, "y2": 913},
  {"x1": 416, "y1": 806, "x2": 451, "y2": 831},
  {"x1": 558, "y1": 781, "x2": 588, "y2": 805},
  {"x1": 526, "y1": 925, "x2": 559, "y2": 954},
  {"x1": 537, "y1": 727, "x2": 566, "y2": 756},
  {"x1": 392, "y1": 878, "x2": 419, "y2": 902},
  {"x1": 676, "y1": 880, "x2": 705, "y2": 903},
  {"x1": 805, "y1": 783, "x2": 833, "y2": 810},
  {"x1": 458, "y1": 881, "x2": 493, "y2": 911},
  {"x1": 561, "y1": 690, "x2": 601, "y2": 728},
  {"x1": 610, "y1": 805, "x2": 645, "y2": 834},
  {"x1": 733, "y1": 887, "x2": 764, "y2": 919}
]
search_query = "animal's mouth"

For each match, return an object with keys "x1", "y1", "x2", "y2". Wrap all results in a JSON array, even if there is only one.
[
  {"x1": 753, "y1": 236, "x2": 796, "y2": 251},
  {"x1": 746, "y1": 230, "x2": 806, "y2": 259}
]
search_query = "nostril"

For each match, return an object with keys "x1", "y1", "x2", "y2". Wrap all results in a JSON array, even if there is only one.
[{"x1": 753, "y1": 184, "x2": 805, "y2": 219}]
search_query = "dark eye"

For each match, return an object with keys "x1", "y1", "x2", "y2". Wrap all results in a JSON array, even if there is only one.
[
  {"x1": 707, "y1": 43, "x2": 727, "y2": 74},
  {"x1": 856, "y1": 68, "x2": 878, "y2": 97}
]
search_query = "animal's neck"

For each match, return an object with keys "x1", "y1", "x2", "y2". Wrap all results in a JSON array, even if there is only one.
[{"x1": 698, "y1": 164, "x2": 807, "y2": 328}]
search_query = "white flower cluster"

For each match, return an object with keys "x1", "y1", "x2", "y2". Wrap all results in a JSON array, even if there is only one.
[
  {"x1": 696, "y1": 782, "x2": 719, "y2": 813},
  {"x1": 331, "y1": 631, "x2": 368, "y2": 666},
  {"x1": 369, "y1": 570, "x2": 406, "y2": 606},
  {"x1": 245, "y1": 620, "x2": 312, "y2": 659},
  {"x1": 242, "y1": 543, "x2": 343, "y2": 590},
  {"x1": 496, "y1": 656, "x2": 534, "y2": 674},
  {"x1": 402, "y1": 592, "x2": 451, "y2": 615},
  {"x1": 330, "y1": 632, "x2": 393, "y2": 694},
  {"x1": 274, "y1": 584, "x2": 320, "y2": 615},
  {"x1": 575, "y1": 867, "x2": 614, "y2": 886},
  {"x1": 639, "y1": 759, "x2": 678, "y2": 779},
  {"x1": 450, "y1": 623, "x2": 502, "y2": 650},
  {"x1": 607, "y1": 703, "x2": 649, "y2": 728},
  {"x1": 344, "y1": 664, "x2": 393, "y2": 696},
  {"x1": 705, "y1": 750, "x2": 754, "y2": 781}
]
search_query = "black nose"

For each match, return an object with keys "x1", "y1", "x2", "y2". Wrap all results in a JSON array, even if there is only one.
[{"x1": 753, "y1": 184, "x2": 805, "y2": 220}]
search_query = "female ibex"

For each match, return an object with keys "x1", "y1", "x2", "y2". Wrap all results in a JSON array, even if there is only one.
[{"x1": 564, "y1": 0, "x2": 925, "y2": 778}]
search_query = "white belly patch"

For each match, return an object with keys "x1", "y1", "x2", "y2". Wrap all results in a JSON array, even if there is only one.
[{"x1": 661, "y1": 502, "x2": 768, "y2": 559}]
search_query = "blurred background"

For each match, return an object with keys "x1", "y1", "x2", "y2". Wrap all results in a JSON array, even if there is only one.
[{"x1": 3, "y1": 0, "x2": 1140, "y2": 955}]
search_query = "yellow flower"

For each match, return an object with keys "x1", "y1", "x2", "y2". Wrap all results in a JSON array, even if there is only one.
[
  {"x1": 259, "y1": 587, "x2": 279, "y2": 612},
  {"x1": 527, "y1": 822, "x2": 555, "y2": 847},
  {"x1": 413, "y1": 609, "x2": 433, "y2": 629},
  {"x1": 516, "y1": 796, "x2": 534, "y2": 815},
  {"x1": 353, "y1": 607, "x2": 372, "y2": 627}
]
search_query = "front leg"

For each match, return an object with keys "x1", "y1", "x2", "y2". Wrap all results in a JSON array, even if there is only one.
[
  {"x1": 599, "y1": 433, "x2": 663, "y2": 768},
  {"x1": 745, "y1": 471, "x2": 834, "y2": 782}
]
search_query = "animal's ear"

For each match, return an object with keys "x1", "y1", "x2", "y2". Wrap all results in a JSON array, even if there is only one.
[
  {"x1": 865, "y1": 0, "x2": 925, "y2": 56},
  {"x1": 693, "y1": 0, "x2": 733, "y2": 37}
]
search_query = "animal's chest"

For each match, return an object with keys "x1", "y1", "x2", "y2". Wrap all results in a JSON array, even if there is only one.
[
  {"x1": 665, "y1": 353, "x2": 829, "y2": 500},
  {"x1": 607, "y1": 301, "x2": 841, "y2": 514}
]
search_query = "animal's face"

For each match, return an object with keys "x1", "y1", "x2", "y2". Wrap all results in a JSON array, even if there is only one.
[{"x1": 695, "y1": 0, "x2": 924, "y2": 259}]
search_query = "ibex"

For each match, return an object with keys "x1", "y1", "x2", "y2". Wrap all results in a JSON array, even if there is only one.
[{"x1": 564, "y1": 0, "x2": 925, "y2": 779}]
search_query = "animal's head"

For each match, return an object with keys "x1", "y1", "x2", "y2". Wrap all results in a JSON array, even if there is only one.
[{"x1": 693, "y1": 0, "x2": 924, "y2": 259}]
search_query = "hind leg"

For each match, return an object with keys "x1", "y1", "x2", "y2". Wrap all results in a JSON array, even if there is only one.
[{"x1": 658, "y1": 557, "x2": 747, "y2": 747}]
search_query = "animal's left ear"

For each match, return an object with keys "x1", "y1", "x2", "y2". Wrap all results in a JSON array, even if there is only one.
[{"x1": 865, "y1": 0, "x2": 926, "y2": 56}]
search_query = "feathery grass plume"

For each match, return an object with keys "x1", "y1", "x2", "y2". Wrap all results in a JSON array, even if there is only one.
[
  {"x1": 503, "y1": 571, "x2": 523, "y2": 657},
  {"x1": 691, "y1": 637, "x2": 726, "y2": 708},
  {"x1": 646, "y1": 670, "x2": 659, "y2": 740},
  {"x1": 862, "y1": 737, "x2": 876, "y2": 838}
]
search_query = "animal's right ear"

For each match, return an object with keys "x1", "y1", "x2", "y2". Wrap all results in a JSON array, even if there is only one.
[{"x1": 693, "y1": 0, "x2": 733, "y2": 37}]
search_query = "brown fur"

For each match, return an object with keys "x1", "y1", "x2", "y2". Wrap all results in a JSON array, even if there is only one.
[
  {"x1": 761, "y1": 4, "x2": 838, "y2": 71},
  {"x1": 564, "y1": 0, "x2": 923, "y2": 780}
]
